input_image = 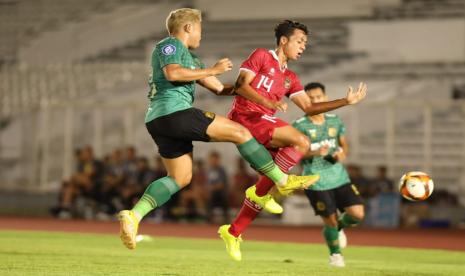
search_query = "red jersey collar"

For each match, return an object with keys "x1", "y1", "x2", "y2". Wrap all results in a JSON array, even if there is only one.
[{"x1": 269, "y1": 50, "x2": 288, "y2": 71}]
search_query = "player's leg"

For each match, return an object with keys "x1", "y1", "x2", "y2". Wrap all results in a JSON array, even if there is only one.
[
  {"x1": 322, "y1": 214, "x2": 346, "y2": 267},
  {"x1": 209, "y1": 115, "x2": 261, "y2": 261},
  {"x1": 213, "y1": 114, "x2": 318, "y2": 260},
  {"x1": 119, "y1": 153, "x2": 193, "y2": 249},
  {"x1": 232, "y1": 124, "x2": 317, "y2": 230},
  {"x1": 304, "y1": 188, "x2": 345, "y2": 267},
  {"x1": 336, "y1": 204, "x2": 364, "y2": 250},
  {"x1": 339, "y1": 204, "x2": 364, "y2": 229},
  {"x1": 233, "y1": 118, "x2": 317, "y2": 205},
  {"x1": 334, "y1": 183, "x2": 365, "y2": 254},
  {"x1": 321, "y1": 213, "x2": 343, "y2": 255},
  {"x1": 254, "y1": 125, "x2": 313, "y2": 197},
  {"x1": 127, "y1": 107, "x2": 208, "y2": 222},
  {"x1": 119, "y1": 110, "x2": 197, "y2": 249},
  {"x1": 207, "y1": 114, "x2": 316, "y2": 188},
  {"x1": 220, "y1": 121, "x2": 319, "y2": 258},
  {"x1": 207, "y1": 114, "x2": 291, "y2": 183},
  {"x1": 245, "y1": 123, "x2": 314, "y2": 213},
  {"x1": 132, "y1": 153, "x2": 193, "y2": 220},
  {"x1": 269, "y1": 124, "x2": 311, "y2": 152},
  {"x1": 335, "y1": 184, "x2": 364, "y2": 230}
]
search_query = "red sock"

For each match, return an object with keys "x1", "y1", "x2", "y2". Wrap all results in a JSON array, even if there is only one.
[
  {"x1": 255, "y1": 147, "x2": 304, "y2": 196},
  {"x1": 228, "y1": 198, "x2": 262, "y2": 237},
  {"x1": 229, "y1": 147, "x2": 305, "y2": 237},
  {"x1": 255, "y1": 176, "x2": 274, "y2": 196}
]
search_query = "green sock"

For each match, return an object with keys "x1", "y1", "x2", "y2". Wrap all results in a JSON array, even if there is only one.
[
  {"x1": 323, "y1": 225, "x2": 341, "y2": 255},
  {"x1": 132, "y1": 176, "x2": 180, "y2": 220},
  {"x1": 338, "y1": 213, "x2": 361, "y2": 230},
  {"x1": 237, "y1": 138, "x2": 285, "y2": 183}
]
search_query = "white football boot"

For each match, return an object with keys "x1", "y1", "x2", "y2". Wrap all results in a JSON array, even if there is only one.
[{"x1": 329, "y1": 253, "x2": 346, "y2": 267}]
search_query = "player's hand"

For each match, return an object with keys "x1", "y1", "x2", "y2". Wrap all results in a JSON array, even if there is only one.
[
  {"x1": 346, "y1": 82, "x2": 367, "y2": 105},
  {"x1": 211, "y1": 58, "x2": 233, "y2": 75},
  {"x1": 263, "y1": 99, "x2": 288, "y2": 112},
  {"x1": 333, "y1": 147, "x2": 346, "y2": 161},
  {"x1": 318, "y1": 145, "x2": 330, "y2": 156},
  {"x1": 274, "y1": 101, "x2": 288, "y2": 112}
]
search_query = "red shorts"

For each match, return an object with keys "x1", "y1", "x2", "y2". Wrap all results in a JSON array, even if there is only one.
[{"x1": 228, "y1": 110, "x2": 288, "y2": 149}]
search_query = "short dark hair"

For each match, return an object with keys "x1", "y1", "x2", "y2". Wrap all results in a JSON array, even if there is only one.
[
  {"x1": 274, "y1": 20, "x2": 308, "y2": 46},
  {"x1": 304, "y1": 82, "x2": 325, "y2": 93}
]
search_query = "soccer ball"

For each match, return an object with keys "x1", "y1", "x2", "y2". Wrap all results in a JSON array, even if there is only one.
[{"x1": 398, "y1": 171, "x2": 434, "y2": 201}]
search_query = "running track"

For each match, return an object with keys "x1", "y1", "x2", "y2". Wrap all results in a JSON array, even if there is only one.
[{"x1": 0, "y1": 217, "x2": 464, "y2": 251}]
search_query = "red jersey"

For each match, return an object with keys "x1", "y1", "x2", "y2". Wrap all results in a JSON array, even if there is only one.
[{"x1": 229, "y1": 48, "x2": 305, "y2": 116}]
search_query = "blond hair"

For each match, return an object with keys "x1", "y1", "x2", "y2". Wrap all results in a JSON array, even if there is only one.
[{"x1": 166, "y1": 8, "x2": 202, "y2": 34}]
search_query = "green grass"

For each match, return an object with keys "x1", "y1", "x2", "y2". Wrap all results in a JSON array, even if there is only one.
[{"x1": 0, "y1": 230, "x2": 464, "y2": 276}]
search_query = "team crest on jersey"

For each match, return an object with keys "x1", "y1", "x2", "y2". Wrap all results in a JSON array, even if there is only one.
[
  {"x1": 328, "y1": 127, "x2": 337, "y2": 137},
  {"x1": 161, "y1": 44, "x2": 176, "y2": 55},
  {"x1": 284, "y1": 77, "x2": 291, "y2": 89},
  {"x1": 269, "y1": 68, "x2": 275, "y2": 76}
]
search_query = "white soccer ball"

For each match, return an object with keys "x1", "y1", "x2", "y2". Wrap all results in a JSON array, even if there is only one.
[{"x1": 398, "y1": 171, "x2": 434, "y2": 201}]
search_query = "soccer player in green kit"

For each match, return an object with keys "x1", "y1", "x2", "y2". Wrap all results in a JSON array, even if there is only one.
[
  {"x1": 117, "y1": 8, "x2": 318, "y2": 250},
  {"x1": 293, "y1": 82, "x2": 365, "y2": 267}
]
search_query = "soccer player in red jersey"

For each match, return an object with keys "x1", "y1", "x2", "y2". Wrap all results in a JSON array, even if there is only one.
[{"x1": 218, "y1": 20, "x2": 367, "y2": 261}]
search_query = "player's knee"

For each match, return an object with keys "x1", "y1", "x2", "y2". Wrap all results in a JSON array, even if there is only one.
[
  {"x1": 355, "y1": 209, "x2": 365, "y2": 221},
  {"x1": 231, "y1": 124, "x2": 252, "y2": 144},
  {"x1": 172, "y1": 173, "x2": 192, "y2": 187},
  {"x1": 349, "y1": 207, "x2": 365, "y2": 221},
  {"x1": 295, "y1": 134, "x2": 310, "y2": 152}
]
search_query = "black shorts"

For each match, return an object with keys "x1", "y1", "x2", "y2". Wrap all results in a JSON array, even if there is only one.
[
  {"x1": 146, "y1": 108, "x2": 216, "y2": 158},
  {"x1": 304, "y1": 183, "x2": 363, "y2": 217}
]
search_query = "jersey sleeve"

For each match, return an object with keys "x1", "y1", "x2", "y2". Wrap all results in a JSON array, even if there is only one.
[
  {"x1": 192, "y1": 54, "x2": 206, "y2": 69},
  {"x1": 287, "y1": 72, "x2": 305, "y2": 98},
  {"x1": 156, "y1": 39, "x2": 184, "y2": 68},
  {"x1": 240, "y1": 48, "x2": 267, "y2": 75}
]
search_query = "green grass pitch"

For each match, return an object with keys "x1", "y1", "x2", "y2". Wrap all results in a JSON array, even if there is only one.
[{"x1": 1, "y1": 230, "x2": 464, "y2": 275}]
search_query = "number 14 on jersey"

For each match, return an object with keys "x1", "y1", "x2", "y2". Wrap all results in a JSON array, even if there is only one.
[{"x1": 256, "y1": 75, "x2": 274, "y2": 92}]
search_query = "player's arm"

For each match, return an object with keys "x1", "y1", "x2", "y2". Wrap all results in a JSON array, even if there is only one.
[
  {"x1": 291, "y1": 82, "x2": 367, "y2": 115},
  {"x1": 333, "y1": 135, "x2": 348, "y2": 162},
  {"x1": 339, "y1": 135, "x2": 348, "y2": 156},
  {"x1": 235, "y1": 70, "x2": 287, "y2": 112},
  {"x1": 197, "y1": 76, "x2": 235, "y2": 96},
  {"x1": 163, "y1": 58, "x2": 233, "y2": 82}
]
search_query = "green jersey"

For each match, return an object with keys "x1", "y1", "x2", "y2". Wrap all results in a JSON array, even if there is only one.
[
  {"x1": 292, "y1": 114, "x2": 350, "y2": 191},
  {"x1": 145, "y1": 37, "x2": 205, "y2": 123}
]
